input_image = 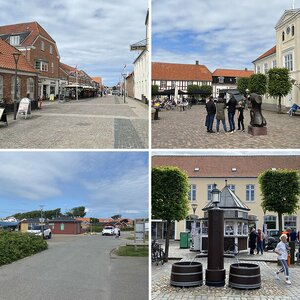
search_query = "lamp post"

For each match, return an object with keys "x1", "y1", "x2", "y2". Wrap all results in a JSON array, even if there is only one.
[
  {"x1": 206, "y1": 183, "x2": 225, "y2": 287},
  {"x1": 12, "y1": 52, "x2": 21, "y2": 120}
]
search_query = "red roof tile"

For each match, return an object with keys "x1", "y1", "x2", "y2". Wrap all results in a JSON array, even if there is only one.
[
  {"x1": 212, "y1": 69, "x2": 254, "y2": 78},
  {"x1": 152, "y1": 62, "x2": 212, "y2": 81},
  {"x1": 0, "y1": 21, "x2": 55, "y2": 46},
  {"x1": 253, "y1": 46, "x2": 276, "y2": 63},
  {"x1": 152, "y1": 155, "x2": 300, "y2": 178},
  {"x1": 0, "y1": 39, "x2": 36, "y2": 73}
]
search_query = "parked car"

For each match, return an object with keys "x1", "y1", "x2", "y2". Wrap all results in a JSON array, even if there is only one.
[
  {"x1": 112, "y1": 90, "x2": 121, "y2": 96},
  {"x1": 102, "y1": 226, "x2": 115, "y2": 236},
  {"x1": 27, "y1": 224, "x2": 52, "y2": 239}
]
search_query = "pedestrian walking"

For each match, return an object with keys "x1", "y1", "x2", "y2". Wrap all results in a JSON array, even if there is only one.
[
  {"x1": 256, "y1": 229, "x2": 264, "y2": 254},
  {"x1": 275, "y1": 234, "x2": 291, "y2": 284},
  {"x1": 215, "y1": 95, "x2": 228, "y2": 134},
  {"x1": 249, "y1": 227, "x2": 257, "y2": 255},
  {"x1": 226, "y1": 95, "x2": 237, "y2": 133},
  {"x1": 237, "y1": 101, "x2": 245, "y2": 132},
  {"x1": 205, "y1": 96, "x2": 216, "y2": 133}
]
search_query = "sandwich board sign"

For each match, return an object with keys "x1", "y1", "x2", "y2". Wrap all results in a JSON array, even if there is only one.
[{"x1": 17, "y1": 98, "x2": 31, "y2": 119}]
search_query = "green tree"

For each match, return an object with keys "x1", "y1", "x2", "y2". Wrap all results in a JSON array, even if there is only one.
[
  {"x1": 12, "y1": 208, "x2": 61, "y2": 220},
  {"x1": 152, "y1": 166, "x2": 190, "y2": 261},
  {"x1": 267, "y1": 68, "x2": 292, "y2": 114},
  {"x1": 249, "y1": 74, "x2": 267, "y2": 95},
  {"x1": 111, "y1": 214, "x2": 122, "y2": 220},
  {"x1": 237, "y1": 77, "x2": 250, "y2": 95},
  {"x1": 259, "y1": 169, "x2": 300, "y2": 233},
  {"x1": 152, "y1": 85, "x2": 159, "y2": 97},
  {"x1": 66, "y1": 206, "x2": 86, "y2": 218}
]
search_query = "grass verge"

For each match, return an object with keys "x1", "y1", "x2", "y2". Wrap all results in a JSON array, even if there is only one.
[{"x1": 116, "y1": 245, "x2": 148, "y2": 257}]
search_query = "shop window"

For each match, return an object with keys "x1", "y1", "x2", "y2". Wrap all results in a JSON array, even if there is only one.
[
  {"x1": 26, "y1": 78, "x2": 34, "y2": 99},
  {"x1": 264, "y1": 215, "x2": 276, "y2": 229},
  {"x1": 283, "y1": 216, "x2": 297, "y2": 230},
  {"x1": 0, "y1": 75, "x2": 3, "y2": 100},
  {"x1": 225, "y1": 221, "x2": 234, "y2": 235}
]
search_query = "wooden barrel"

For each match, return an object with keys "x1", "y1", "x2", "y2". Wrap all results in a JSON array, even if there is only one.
[
  {"x1": 229, "y1": 263, "x2": 261, "y2": 290},
  {"x1": 170, "y1": 261, "x2": 203, "y2": 287}
]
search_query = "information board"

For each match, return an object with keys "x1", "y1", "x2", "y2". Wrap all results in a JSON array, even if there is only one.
[{"x1": 17, "y1": 98, "x2": 31, "y2": 119}]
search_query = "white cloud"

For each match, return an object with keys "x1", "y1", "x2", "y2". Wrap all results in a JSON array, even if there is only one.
[
  {"x1": 152, "y1": 0, "x2": 292, "y2": 70},
  {"x1": 0, "y1": 0, "x2": 148, "y2": 85}
]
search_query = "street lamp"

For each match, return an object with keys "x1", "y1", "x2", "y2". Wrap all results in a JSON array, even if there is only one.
[
  {"x1": 211, "y1": 183, "x2": 221, "y2": 207},
  {"x1": 12, "y1": 52, "x2": 21, "y2": 120},
  {"x1": 190, "y1": 202, "x2": 198, "y2": 250}
]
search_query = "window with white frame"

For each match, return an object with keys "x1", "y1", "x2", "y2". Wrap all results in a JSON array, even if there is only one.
[
  {"x1": 284, "y1": 216, "x2": 297, "y2": 230},
  {"x1": 272, "y1": 60, "x2": 277, "y2": 68},
  {"x1": 49, "y1": 45, "x2": 53, "y2": 54},
  {"x1": 207, "y1": 184, "x2": 214, "y2": 201},
  {"x1": 9, "y1": 35, "x2": 20, "y2": 46},
  {"x1": 11, "y1": 76, "x2": 21, "y2": 100},
  {"x1": 160, "y1": 81, "x2": 166, "y2": 89},
  {"x1": 187, "y1": 81, "x2": 193, "y2": 86},
  {"x1": 256, "y1": 66, "x2": 261, "y2": 74},
  {"x1": 228, "y1": 184, "x2": 235, "y2": 193},
  {"x1": 26, "y1": 78, "x2": 34, "y2": 99},
  {"x1": 188, "y1": 184, "x2": 197, "y2": 201},
  {"x1": 264, "y1": 215, "x2": 276, "y2": 229},
  {"x1": 284, "y1": 53, "x2": 293, "y2": 71},
  {"x1": 246, "y1": 184, "x2": 255, "y2": 201},
  {"x1": 35, "y1": 60, "x2": 48, "y2": 72},
  {"x1": 264, "y1": 63, "x2": 269, "y2": 74},
  {"x1": 41, "y1": 40, "x2": 45, "y2": 51},
  {"x1": 218, "y1": 76, "x2": 224, "y2": 83},
  {"x1": 0, "y1": 75, "x2": 3, "y2": 100}
]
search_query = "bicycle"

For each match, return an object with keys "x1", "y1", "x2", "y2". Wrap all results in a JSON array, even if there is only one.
[
  {"x1": 152, "y1": 240, "x2": 165, "y2": 265},
  {"x1": 224, "y1": 243, "x2": 239, "y2": 255}
]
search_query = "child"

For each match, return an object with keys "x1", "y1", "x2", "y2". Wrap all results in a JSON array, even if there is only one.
[
  {"x1": 237, "y1": 101, "x2": 245, "y2": 132},
  {"x1": 275, "y1": 234, "x2": 291, "y2": 284}
]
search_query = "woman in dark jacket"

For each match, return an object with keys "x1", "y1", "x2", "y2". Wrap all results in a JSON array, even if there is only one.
[
  {"x1": 249, "y1": 227, "x2": 257, "y2": 255},
  {"x1": 215, "y1": 96, "x2": 228, "y2": 133}
]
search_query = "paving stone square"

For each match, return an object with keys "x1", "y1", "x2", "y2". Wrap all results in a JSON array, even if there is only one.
[
  {"x1": 0, "y1": 96, "x2": 149, "y2": 149},
  {"x1": 152, "y1": 105, "x2": 300, "y2": 149}
]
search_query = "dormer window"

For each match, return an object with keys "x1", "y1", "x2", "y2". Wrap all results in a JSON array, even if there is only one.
[{"x1": 9, "y1": 35, "x2": 20, "y2": 46}]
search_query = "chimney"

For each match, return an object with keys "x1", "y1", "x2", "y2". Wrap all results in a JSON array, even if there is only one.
[{"x1": 196, "y1": 60, "x2": 199, "y2": 65}]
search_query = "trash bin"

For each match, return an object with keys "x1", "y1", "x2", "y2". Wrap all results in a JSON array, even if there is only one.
[{"x1": 180, "y1": 232, "x2": 190, "y2": 249}]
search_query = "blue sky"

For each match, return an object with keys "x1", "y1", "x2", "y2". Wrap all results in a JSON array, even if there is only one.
[
  {"x1": 0, "y1": 0, "x2": 148, "y2": 86},
  {"x1": 152, "y1": 0, "x2": 296, "y2": 71},
  {"x1": 0, "y1": 152, "x2": 149, "y2": 219}
]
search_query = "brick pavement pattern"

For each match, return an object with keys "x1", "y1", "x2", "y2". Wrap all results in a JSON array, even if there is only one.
[
  {"x1": 0, "y1": 95, "x2": 148, "y2": 149},
  {"x1": 152, "y1": 105, "x2": 300, "y2": 149}
]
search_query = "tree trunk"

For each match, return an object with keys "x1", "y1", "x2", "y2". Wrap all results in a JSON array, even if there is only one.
[
  {"x1": 278, "y1": 212, "x2": 283, "y2": 234},
  {"x1": 278, "y1": 96, "x2": 282, "y2": 114},
  {"x1": 164, "y1": 220, "x2": 171, "y2": 262}
]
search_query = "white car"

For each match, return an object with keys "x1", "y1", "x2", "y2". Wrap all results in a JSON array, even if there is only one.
[
  {"x1": 102, "y1": 226, "x2": 115, "y2": 236},
  {"x1": 27, "y1": 224, "x2": 52, "y2": 239}
]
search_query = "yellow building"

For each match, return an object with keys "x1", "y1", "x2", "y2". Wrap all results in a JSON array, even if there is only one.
[
  {"x1": 152, "y1": 155, "x2": 300, "y2": 240},
  {"x1": 253, "y1": 8, "x2": 300, "y2": 110}
]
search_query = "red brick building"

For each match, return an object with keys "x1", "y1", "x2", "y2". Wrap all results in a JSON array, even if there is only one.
[
  {"x1": 49, "y1": 218, "x2": 82, "y2": 234},
  {"x1": 0, "y1": 39, "x2": 38, "y2": 103},
  {"x1": 0, "y1": 21, "x2": 60, "y2": 99}
]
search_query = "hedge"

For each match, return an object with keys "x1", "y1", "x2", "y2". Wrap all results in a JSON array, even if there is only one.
[{"x1": 0, "y1": 231, "x2": 48, "y2": 266}]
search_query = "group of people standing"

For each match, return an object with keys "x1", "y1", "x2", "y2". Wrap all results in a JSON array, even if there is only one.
[{"x1": 205, "y1": 95, "x2": 245, "y2": 134}]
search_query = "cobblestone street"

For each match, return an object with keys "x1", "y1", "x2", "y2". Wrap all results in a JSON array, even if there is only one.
[
  {"x1": 152, "y1": 246, "x2": 300, "y2": 300},
  {"x1": 152, "y1": 105, "x2": 300, "y2": 149},
  {"x1": 0, "y1": 95, "x2": 148, "y2": 149}
]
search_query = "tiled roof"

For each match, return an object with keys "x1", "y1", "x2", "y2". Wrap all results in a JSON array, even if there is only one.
[
  {"x1": 152, "y1": 62, "x2": 212, "y2": 81},
  {"x1": 60, "y1": 62, "x2": 76, "y2": 73},
  {"x1": 152, "y1": 155, "x2": 300, "y2": 178},
  {"x1": 253, "y1": 46, "x2": 276, "y2": 63},
  {"x1": 0, "y1": 21, "x2": 55, "y2": 46},
  {"x1": 91, "y1": 77, "x2": 102, "y2": 84},
  {"x1": 212, "y1": 69, "x2": 254, "y2": 78},
  {"x1": 0, "y1": 39, "x2": 36, "y2": 73}
]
